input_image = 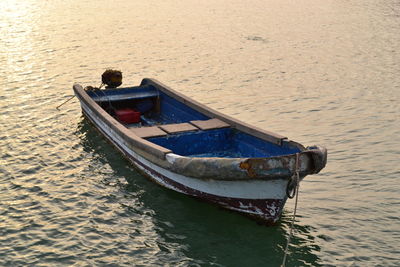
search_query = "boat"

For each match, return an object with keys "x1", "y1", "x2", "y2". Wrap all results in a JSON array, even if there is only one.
[{"x1": 73, "y1": 78, "x2": 327, "y2": 224}]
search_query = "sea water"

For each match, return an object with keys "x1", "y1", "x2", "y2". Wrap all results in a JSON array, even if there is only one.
[{"x1": 1, "y1": 0, "x2": 399, "y2": 266}]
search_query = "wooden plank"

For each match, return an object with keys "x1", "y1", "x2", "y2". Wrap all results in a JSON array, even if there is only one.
[
  {"x1": 159, "y1": 123, "x2": 198, "y2": 134},
  {"x1": 130, "y1": 126, "x2": 167, "y2": 138},
  {"x1": 190, "y1": 118, "x2": 230, "y2": 130}
]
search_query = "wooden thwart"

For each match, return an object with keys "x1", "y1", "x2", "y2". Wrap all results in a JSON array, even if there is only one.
[
  {"x1": 130, "y1": 118, "x2": 230, "y2": 138},
  {"x1": 130, "y1": 126, "x2": 167, "y2": 138},
  {"x1": 190, "y1": 118, "x2": 229, "y2": 130},
  {"x1": 159, "y1": 123, "x2": 198, "y2": 134}
]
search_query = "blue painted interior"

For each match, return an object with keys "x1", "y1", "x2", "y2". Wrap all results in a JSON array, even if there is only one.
[
  {"x1": 156, "y1": 91, "x2": 209, "y2": 124},
  {"x1": 87, "y1": 85, "x2": 157, "y2": 101},
  {"x1": 90, "y1": 86, "x2": 300, "y2": 158},
  {"x1": 91, "y1": 85, "x2": 209, "y2": 125},
  {"x1": 148, "y1": 128, "x2": 301, "y2": 158}
]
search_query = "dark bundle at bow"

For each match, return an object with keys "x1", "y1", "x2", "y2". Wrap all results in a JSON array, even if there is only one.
[{"x1": 101, "y1": 69, "x2": 123, "y2": 88}]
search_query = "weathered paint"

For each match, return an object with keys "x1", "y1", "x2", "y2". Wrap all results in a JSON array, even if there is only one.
[
  {"x1": 147, "y1": 128, "x2": 301, "y2": 158},
  {"x1": 73, "y1": 79, "x2": 327, "y2": 223},
  {"x1": 80, "y1": 102, "x2": 288, "y2": 223}
]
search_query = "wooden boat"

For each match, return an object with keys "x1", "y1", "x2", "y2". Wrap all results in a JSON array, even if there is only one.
[{"x1": 73, "y1": 78, "x2": 327, "y2": 224}]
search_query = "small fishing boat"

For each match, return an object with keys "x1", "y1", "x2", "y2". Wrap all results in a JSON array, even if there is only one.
[{"x1": 73, "y1": 78, "x2": 327, "y2": 224}]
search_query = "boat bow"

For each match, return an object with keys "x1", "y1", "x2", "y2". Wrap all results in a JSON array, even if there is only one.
[{"x1": 165, "y1": 145, "x2": 327, "y2": 181}]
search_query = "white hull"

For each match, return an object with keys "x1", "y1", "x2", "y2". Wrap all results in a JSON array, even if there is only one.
[{"x1": 80, "y1": 100, "x2": 289, "y2": 223}]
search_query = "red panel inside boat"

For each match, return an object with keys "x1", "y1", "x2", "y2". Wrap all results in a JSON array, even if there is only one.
[{"x1": 115, "y1": 108, "x2": 141, "y2": 123}]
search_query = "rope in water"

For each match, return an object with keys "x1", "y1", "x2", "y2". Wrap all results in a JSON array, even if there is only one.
[
  {"x1": 281, "y1": 153, "x2": 300, "y2": 267},
  {"x1": 56, "y1": 95, "x2": 75, "y2": 110},
  {"x1": 56, "y1": 83, "x2": 104, "y2": 110}
]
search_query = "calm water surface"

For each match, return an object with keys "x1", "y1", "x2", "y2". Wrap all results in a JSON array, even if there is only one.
[{"x1": 1, "y1": 0, "x2": 399, "y2": 266}]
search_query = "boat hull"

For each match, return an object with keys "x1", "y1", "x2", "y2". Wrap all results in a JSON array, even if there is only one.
[
  {"x1": 80, "y1": 101, "x2": 289, "y2": 223},
  {"x1": 73, "y1": 78, "x2": 327, "y2": 224}
]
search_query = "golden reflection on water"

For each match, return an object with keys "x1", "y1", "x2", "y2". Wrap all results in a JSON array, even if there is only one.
[{"x1": 1, "y1": 1, "x2": 37, "y2": 89}]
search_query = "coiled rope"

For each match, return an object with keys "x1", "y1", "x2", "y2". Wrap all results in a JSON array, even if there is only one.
[{"x1": 281, "y1": 153, "x2": 300, "y2": 267}]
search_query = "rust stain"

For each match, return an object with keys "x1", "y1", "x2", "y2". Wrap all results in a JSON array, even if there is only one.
[
  {"x1": 239, "y1": 160, "x2": 257, "y2": 178},
  {"x1": 239, "y1": 157, "x2": 296, "y2": 178},
  {"x1": 239, "y1": 161, "x2": 250, "y2": 170}
]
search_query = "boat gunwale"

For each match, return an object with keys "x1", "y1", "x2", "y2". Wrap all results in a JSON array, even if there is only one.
[
  {"x1": 140, "y1": 78, "x2": 290, "y2": 146},
  {"x1": 73, "y1": 79, "x2": 326, "y2": 180},
  {"x1": 74, "y1": 78, "x2": 298, "y2": 158}
]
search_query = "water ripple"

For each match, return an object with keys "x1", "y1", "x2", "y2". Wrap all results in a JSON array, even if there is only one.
[{"x1": 1, "y1": 0, "x2": 399, "y2": 266}]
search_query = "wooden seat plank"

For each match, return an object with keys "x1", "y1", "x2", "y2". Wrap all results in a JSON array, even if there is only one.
[
  {"x1": 159, "y1": 123, "x2": 198, "y2": 134},
  {"x1": 130, "y1": 126, "x2": 167, "y2": 138},
  {"x1": 190, "y1": 118, "x2": 230, "y2": 130}
]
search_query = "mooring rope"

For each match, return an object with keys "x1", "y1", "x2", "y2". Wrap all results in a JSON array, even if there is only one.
[
  {"x1": 56, "y1": 95, "x2": 75, "y2": 110},
  {"x1": 281, "y1": 152, "x2": 300, "y2": 267}
]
